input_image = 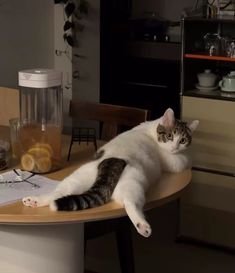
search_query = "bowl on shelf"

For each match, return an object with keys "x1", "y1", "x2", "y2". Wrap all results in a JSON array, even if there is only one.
[
  {"x1": 195, "y1": 83, "x2": 218, "y2": 92},
  {"x1": 197, "y1": 69, "x2": 217, "y2": 88}
]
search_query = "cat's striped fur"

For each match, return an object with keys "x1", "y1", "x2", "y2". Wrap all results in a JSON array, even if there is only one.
[{"x1": 55, "y1": 157, "x2": 126, "y2": 210}]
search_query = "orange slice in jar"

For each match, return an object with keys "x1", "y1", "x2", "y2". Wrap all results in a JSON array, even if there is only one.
[
  {"x1": 21, "y1": 153, "x2": 35, "y2": 172},
  {"x1": 28, "y1": 146, "x2": 51, "y2": 159},
  {"x1": 30, "y1": 143, "x2": 53, "y2": 156},
  {"x1": 35, "y1": 156, "x2": 52, "y2": 173}
]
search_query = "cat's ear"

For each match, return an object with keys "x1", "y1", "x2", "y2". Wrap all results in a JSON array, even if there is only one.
[
  {"x1": 161, "y1": 108, "x2": 175, "y2": 128},
  {"x1": 188, "y1": 120, "x2": 199, "y2": 133}
]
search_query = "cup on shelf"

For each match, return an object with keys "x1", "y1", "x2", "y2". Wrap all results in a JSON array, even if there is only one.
[
  {"x1": 197, "y1": 69, "x2": 217, "y2": 87},
  {"x1": 219, "y1": 71, "x2": 235, "y2": 92}
]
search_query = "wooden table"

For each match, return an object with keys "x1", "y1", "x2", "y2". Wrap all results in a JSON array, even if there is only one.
[{"x1": 0, "y1": 126, "x2": 191, "y2": 273}]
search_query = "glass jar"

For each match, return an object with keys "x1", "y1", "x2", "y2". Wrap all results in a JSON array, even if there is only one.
[
  {"x1": 225, "y1": 38, "x2": 235, "y2": 58},
  {"x1": 18, "y1": 69, "x2": 62, "y2": 173},
  {"x1": 204, "y1": 33, "x2": 221, "y2": 56},
  {"x1": 9, "y1": 117, "x2": 21, "y2": 159}
]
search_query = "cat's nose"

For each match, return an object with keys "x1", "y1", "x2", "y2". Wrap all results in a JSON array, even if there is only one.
[{"x1": 171, "y1": 145, "x2": 179, "y2": 153}]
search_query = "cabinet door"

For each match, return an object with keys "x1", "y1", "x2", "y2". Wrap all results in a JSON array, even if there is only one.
[
  {"x1": 100, "y1": 57, "x2": 180, "y2": 119},
  {"x1": 182, "y1": 96, "x2": 235, "y2": 171},
  {"x1": 180, "y1": 170, "x2": 235, "y2": 248},
  {"x1": 180, "y1": 96, "x2": 235, "y2": 248}
]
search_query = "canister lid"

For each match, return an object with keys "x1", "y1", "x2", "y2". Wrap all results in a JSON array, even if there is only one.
[{"x1": 18, "y1": 69, "x2": 62, "y2": 88}]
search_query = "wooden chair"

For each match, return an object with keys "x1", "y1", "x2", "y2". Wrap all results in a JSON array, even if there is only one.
[
  {"x1": 67, "y1": 100, "x2": 149, "y2": 160},
  {"x1": 68, "y1": 100, "x2": 149, "y2": 273},
  {"x1": 0, "y1": 87, "x2": 20, "y2": 126}
]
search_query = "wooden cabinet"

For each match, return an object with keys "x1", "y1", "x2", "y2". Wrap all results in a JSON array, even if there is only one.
[
  {"x1": 99, "y1": 1, "x2": 181, "y2": 119},
  {"x1": 181, "y1": 16, "x2": 235, "y2": 100},
  {"x1": 182, "y1": 96, "x2": 235, "y2": 171},
  {"x1": 100, "y1": 40, "x2": 181, "y2": 119},
  {"x1": 180, "y1": 17, "x2": 235, "y2": 248}
]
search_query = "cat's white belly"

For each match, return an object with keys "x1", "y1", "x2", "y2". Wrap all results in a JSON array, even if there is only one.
[{"x1": 101, "y1": 131, "x2": 158, "y2": 160}]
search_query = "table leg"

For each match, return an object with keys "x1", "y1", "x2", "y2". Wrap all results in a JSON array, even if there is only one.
[{"x1": 0, "y1": 223, "x2": 84, "y2": 273}]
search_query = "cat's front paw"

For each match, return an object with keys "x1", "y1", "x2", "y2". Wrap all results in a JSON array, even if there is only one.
[
  {"x1": 22, "y1": 196, "x2": 39, "y2": 208},
  {"x1": 169, "y1": 155, "x2": 191, "y2": 173},
  {"x1": 136, "y1": 221, "x2": 152, "y2": 237}
]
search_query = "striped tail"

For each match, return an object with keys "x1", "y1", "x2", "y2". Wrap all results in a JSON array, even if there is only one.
[{"x1": 54, "y1": 157, "x2": 126, "y2": 211}]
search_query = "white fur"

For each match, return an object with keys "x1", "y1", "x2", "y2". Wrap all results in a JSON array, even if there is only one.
[{"x1": 22, "y1": 108, "x2": 199, "y2": 237}]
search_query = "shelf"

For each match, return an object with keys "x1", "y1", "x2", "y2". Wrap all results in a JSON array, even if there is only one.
[
  {"x1": 183, "y1": 89, "x2": 235, "y2": 101},
  {"x1": 184, "y1": 53, "x2": 235, "y2": 62},
  {"x1": 184, "y1": 15, "x2": 235, "y2": 23},
  {"x1": 127, "y1": 41, "x2": 181, "y2": 61},
  {"x1": 126, "y1": 81, "x2": 168, "y2": 89}
]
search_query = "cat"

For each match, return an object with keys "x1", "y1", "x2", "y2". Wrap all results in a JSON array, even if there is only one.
[{"x1": 22, "y1": 108, "x2": 199, "y2": 237}]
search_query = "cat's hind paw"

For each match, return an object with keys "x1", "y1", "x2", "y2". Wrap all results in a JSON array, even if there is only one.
[
  {"x1": 22, "y1": 196, "x2": 39, "y2": 208},
  {"x1": 22, "y1": 195, "x2": 50, "y2": 208},
  {"x1": 136, "y1": 222, "x2": 152, "y2": 237}
]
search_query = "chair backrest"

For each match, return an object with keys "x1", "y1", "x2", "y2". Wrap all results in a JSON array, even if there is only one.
[
  {"x1": 69, "y1": 100, "x2": 150, "y2": 141},
  {"x1": 0, "y1": 87, "x2": 20, "y2": 126}
]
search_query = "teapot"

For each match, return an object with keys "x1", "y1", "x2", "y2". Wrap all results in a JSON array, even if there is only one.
[{"x1": 219, "y1": 71, "x2": 235, "y2": 92}]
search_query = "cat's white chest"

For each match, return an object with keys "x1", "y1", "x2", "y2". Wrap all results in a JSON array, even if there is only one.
[{"x1": 159, "y1": 150, "x2": 190, "y2": 173}]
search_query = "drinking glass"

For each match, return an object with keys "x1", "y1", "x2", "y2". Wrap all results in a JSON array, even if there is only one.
[{"x1": 9, "y1": 118, "x2": 22, "y2": 159}]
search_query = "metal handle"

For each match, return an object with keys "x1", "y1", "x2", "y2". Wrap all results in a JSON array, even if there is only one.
[
  {"x1": 126, "y1": 81, "x2": 168, "y2": 89},
  {"x1": 193, "y1": 166, "x2": 235, "y2": 178}
]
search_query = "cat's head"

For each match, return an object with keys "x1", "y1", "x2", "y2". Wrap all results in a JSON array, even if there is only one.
[{"x1": 156, "y1": 108, "x2": 199, "y2": 154}]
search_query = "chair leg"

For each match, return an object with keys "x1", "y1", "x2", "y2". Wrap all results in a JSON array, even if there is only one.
[
  {"x1": 67, "y1": 138, "x2": 74, "y2": 161},
  {"x1": 115, "y1": 217, "x2": 135, "y2": 273},
  {"x1": 93, "y1": 136, "x2": 98, "y2": 151},
  {"x1": 175, "y1": 198, "x2": 181, "y2": 239}
]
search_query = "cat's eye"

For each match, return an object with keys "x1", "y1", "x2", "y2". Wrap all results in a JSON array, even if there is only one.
[
  {"x1": 180, "y1": 137, "x2": 187, "y2": 144},
  {"x1": 167, "y1": 133, "x2": 172, "y2": 139}
]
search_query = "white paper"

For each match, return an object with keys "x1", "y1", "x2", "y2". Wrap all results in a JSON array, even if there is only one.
[{"x1": 0, "y1": 170, "x2": 58, "y2": 206}]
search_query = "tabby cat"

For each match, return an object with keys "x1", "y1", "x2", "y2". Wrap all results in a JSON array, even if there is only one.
[{"x1": 22, "y1": 108, "x2": 199, "y2": 237}]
